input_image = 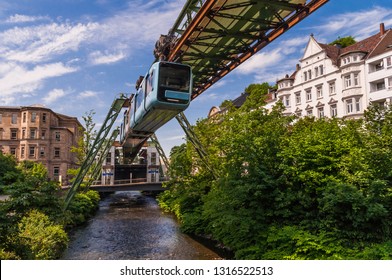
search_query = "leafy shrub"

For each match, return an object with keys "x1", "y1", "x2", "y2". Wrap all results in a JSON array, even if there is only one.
[
  {"x1": 0, "y1": 248, "x2": 20, "y2": 260},
  {"x1": 66, "y1": 190, "x2": 100, "y2": 225},
  {"x1": 17, "y1": 210, "x2": 68, "y2": 259}
]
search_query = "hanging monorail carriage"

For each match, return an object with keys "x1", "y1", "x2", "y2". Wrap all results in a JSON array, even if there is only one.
[{"x1": 120, "y1": 61, "x2": 192, "y2": 159}]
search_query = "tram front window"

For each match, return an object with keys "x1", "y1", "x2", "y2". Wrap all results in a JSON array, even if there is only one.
[{"x1": 158, "y1": 63, "x2": 191, "y2": 101}]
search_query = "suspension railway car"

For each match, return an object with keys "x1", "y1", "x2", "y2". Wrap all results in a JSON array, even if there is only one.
[{"x1": 120, "y1": 61, "x2": 192, "y2": 159}]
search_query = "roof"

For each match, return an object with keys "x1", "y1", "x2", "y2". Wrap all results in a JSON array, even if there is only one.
[
  {"x1": 231, "y1": 92, "x2": 249, "y2": 108},
  {"x1": 368, "y1": 29, "x2": 392, "y2": 58},
  {"x1": 318, "y1": 27, "x2": 391, "y2": 65}
]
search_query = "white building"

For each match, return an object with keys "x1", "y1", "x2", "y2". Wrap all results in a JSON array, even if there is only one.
[{"x1": 268, "y1": 23, "x2": 392, "y2": 118}]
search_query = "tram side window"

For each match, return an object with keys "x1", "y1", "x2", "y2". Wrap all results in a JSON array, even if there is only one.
[
  {"x1": 145, "y1": 71, "x2": 154, "y2": 96},
  {"x1": 135, "y1": 90, "x2": 143, "y2": 111}
]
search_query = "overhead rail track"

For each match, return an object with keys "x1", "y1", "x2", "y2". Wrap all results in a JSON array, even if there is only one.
[{"x1": 164, "y1": 0, "x2": 329, "y2": 99}]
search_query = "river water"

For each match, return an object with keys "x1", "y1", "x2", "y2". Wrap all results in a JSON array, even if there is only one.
[{"x1": 62, "y1": 191, "x2": 222, "y2": 260}]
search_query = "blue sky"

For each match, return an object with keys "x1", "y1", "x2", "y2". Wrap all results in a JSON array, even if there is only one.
[{"x1": 1, "y1": 0, "x2": 392, "y2": 155}]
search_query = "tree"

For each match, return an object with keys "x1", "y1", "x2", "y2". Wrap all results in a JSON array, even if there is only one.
[
  {"x1": 241, "y1": 83, "x2": 271, "y2": 111},
  {"x1": 68, "y1": 110, "x2": 96, "y2": 181},
  {"x1": 329, "y1": 36, "x2": 356, "y2": 48},
  {"x1": 0, "y1": 151, "x2": 20, "y2": 192},
  {"x1": 4, "y1": 161, "x2": 63, "y2": 219}
]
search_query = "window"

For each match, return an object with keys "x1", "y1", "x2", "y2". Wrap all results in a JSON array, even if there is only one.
[
  {"x1": 370, "y1": 80, "x2": 387, "y2": 92},
  {"x1": 355, "y1": 98, "x2": 361, "y2": 112},
  {"x1": 344, "y1": 75, "x2": 351, "y2": 88},
  {"x1": 106, "y1": 152, "x2": 112, "y2": 165},
  {"x1": 354, "y1": 73, "x2": 359, "y2": 86},
  {"x1": 346, "y1": 99, "x2": 353, "y2": 114},
  {"x1": 22, "y1": 128, "x2": 26, "y2": 139},
  {"x1": 304, "y1": 71, "x2": 307, "y2": 81},
  {"x1": 54, "y1": 147, "x2": 60, "y2": 158},
  {"x1": 295, "y1": 92, "x2": 301, "y2": 105},
  {"x1": 387, "y1": 57, "x2": 392, "y2": 67},
  {"x1": 316, "y1": 86, "x2": 323, "y2": 99},
  {"x1": 329, "y1": 82, "x2": 336, "y2": 95},
  {"x1": 41, "y1": 130, "x2": 46, "y2": 139},
  {"x1": 55, "y1": 132, "x2": 61, "y2": 141},
  {"x1": 151, "y1": 152, "x2": 157, "y2": 165},
  {"x1": 30, "y1": 128, "x2": 36, "y2": 139},
  {"x1": 40, "y1": 147, "x2": 45, "y2": 157},
  {"x1": 10, "y1": 147, "x2": 16, "y2": 156},
  {"x1": 31, "y1": 112, "x2": 37, "y2": 123},
  {"x1": 330, "y1": 104, "x2": 337, "y2": 117},
  {"x1": 308, "y1": 70, "x2": 312, "y2": 80},
  {"x1": 375, "y1": 61, "x2": 384, "y2": 71},
  {"x1": 284, "y1": 96, "x2": 290, "y2": 107},
  {"x1": 376, "y1": 81, "x2": 386, "y2": 91},
  {"x1": 23, "y1": 112, "x2": 26, "y2": 123},
  {"x1": 11, "y1": 113, "x2": 17, "y2": 124},
  {"x1": 306, "y1": 89, "x2": 312, "y2": 102},
  {"x1": 307, "y1": 109, "x2": 313, "y2": 116},
  {"x1": 315, "y1": 67, "x2": 319, "y2": 77},
  {"x1": 0, "y1": 113, "x2": 2, "y2": 124},
  {"x1": 11, "y1": 129, "x2": 17, "y2": 140},
  {"x1": 42, "y1": 113, "x2": 47, "y2": 123},
  {"x1": 319, "y1": 65, "x2": 324, "y2": 75},
  {"x1": 318, "y1": 107, "x2": 325, "y2": 118},
  {"x1": 21, "y1": 146, "x2": 25, "y2": 158},
  {"x1": 388, "y1": 77, "x2": 392, "y2": 89},
  {"x1": 29, "y1": 146, "x2": 35, "y2": 157},
  {"x1": 53, "y1": 167, "x2": 60, "y2": 177}
]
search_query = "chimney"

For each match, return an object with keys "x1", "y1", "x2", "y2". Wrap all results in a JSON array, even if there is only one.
[{"x1": 380, "y1": 23, "x2": 385, "y2": 36}]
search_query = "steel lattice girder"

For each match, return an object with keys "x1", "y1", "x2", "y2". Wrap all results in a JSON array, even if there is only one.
[{"x1": 167, "y1": 0, "x2": 329, "y2": 100}]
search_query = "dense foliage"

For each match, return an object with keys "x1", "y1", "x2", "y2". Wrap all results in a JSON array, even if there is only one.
[
  {"x1": 158, "y1": 91, "x2": 392, "y2": 259},
  {"x1": 329, "y1": 36, "x2": 357, "y2": 48},
  {"x1": 0, "y1": 158, "x2": 100, "y2": 259}
]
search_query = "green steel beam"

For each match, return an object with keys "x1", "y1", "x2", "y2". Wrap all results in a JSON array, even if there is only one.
[
  {"x1": 63, "y1": 96, "x2": 127, "y2": 210},
  {"x1": 149, "y1": 133, "x2": 170, "y2": 178},
  {"x1": 175, "y1": 112, "x2": 218, "y2": 179}
]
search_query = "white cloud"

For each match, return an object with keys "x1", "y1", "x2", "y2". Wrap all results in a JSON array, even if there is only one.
[
  {"x1": 88, "y1": 50, "x2": 126, "y2": 65},
  {"x1": 6, "y1": 14, "x2": 49, "y2": 23},
  {"x1": 2, "y1": 22, "x2": 99, "y2": 63},
  {"x1": 43, "y1": 88, "x2": 68, "y2": 104},
  {"x1": 237, "y1": 49, "x2": 283, "y2": 75},
  {"x1": 0, "y1": 62, "x2": 77, "y2": 103},
  {"x1": 78, "y1": 90, "x2": 99, "y2": 99},
  {"x1": 318, "y1": 6, "x2": 392, "y2": 40}
]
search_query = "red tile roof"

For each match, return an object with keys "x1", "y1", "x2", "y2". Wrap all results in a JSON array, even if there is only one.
[{"x1": 318, "y1": 28, "x2": 391, "y2": 65}]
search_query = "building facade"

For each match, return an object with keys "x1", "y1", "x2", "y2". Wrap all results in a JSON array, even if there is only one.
[
  {"x1": 0, "y1": 105, "x2": 83, "y2": 185},
  {"x1": 267, "y1": 23, "x2": 392, "y2": 118}
]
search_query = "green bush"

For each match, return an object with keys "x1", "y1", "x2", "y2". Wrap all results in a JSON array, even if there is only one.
[
  {"x1": 16, "y1": 210, "x2": 68, "y2": 259},
  {"x1": 0, "y1": 248, "x2": 20, "y2": 260},
  {"x1": 66, "y1": 190, "x2": 100, "y2": 225}
]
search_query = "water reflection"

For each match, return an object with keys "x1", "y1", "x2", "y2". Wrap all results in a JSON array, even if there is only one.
[{"x1": 62, "y1": 191, "x2": 221, "y2": 260}]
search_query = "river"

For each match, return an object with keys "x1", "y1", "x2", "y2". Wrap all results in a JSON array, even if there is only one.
[{"x1": 62, "y1": 191, "x2": 222, "y2": 260}]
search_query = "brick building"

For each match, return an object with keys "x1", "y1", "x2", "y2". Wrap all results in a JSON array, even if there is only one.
[{"x1": 0, "y1": 105, "x2": 83, "y2": 185}]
